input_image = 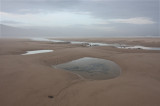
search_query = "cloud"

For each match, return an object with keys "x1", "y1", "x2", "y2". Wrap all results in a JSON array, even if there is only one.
[
  {"x1": 0, "y1": 20, "x2": 23, "y2": 24},
  {"x1": 0, "y1": 11, "x2": 108, "y2": 27},
  {"x1": 110, "y1": 17, "x2": 155, "y2": 24},
  {"x1": 1, "y1": 0, "x2": 159, "y2": 37}
]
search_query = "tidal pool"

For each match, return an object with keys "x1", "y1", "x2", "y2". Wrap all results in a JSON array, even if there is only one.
[
  {"x1": 22, "y1": 50, "x2": 53, "y2": 55},
  {"x1": 54, "y1": 57, "x2": 121, "y2": 80}
]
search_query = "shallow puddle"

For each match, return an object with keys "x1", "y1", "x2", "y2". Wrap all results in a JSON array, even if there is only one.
[
  {"x1": 54, "y1": 57, "x2": 121, "y2": 80},
  {"x1": 22, "y1": 50, "x2": 53, "y2": 55}
]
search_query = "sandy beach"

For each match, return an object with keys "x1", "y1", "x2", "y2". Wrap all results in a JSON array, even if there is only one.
[{"x1": 0, "y1": 38, "x2": 160, "y2": 106}]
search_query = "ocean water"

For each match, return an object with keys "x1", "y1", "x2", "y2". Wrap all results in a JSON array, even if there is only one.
[{"x1": 31, "y1": 38, "x2": 160, "y2": 50}]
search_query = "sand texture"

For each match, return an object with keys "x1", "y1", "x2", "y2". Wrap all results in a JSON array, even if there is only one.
[{"x1": 0, "y1": 38, "x2": 160, "y2": 106}]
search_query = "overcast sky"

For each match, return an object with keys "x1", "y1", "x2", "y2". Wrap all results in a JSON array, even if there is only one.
[{"x1": 0, "y1": 0, "x2": 159, "y2": 37}]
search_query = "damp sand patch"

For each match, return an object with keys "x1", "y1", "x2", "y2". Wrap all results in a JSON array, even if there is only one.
[{"x1": 54, "y1": 57, "x2": 121, "y2": 80}]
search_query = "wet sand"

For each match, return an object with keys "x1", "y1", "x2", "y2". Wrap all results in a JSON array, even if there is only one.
[{"x1": 0, "y1": 38, "x2": 160, "y2": 106}]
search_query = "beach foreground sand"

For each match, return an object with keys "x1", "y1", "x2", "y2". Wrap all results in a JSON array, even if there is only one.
[{"x1": 0, "y1": 38, "x2": 160, "y2": 106}]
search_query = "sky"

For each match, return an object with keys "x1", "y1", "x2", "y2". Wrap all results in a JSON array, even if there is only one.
[{"x1": 0, "y1": 0, "x2": 159, "y2": 37}]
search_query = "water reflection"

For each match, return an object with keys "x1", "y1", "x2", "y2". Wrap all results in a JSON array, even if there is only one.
[
  {"x1": 22, "y1": 50, "x2": 53, "y2": 55},
  {"x1": 118, "y1": 45, "x2": 160, "y2": 50},
  {"x1": 31, "y1": 38, "x2": 160, "y2": 50},
  {"x1": 54, "y1": 57, "x2": 121, "y2": 80}
]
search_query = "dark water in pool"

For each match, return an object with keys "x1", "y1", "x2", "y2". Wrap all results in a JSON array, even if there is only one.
[{"x1": 54, "y1": 57, "x2": 121, "y2": 80}]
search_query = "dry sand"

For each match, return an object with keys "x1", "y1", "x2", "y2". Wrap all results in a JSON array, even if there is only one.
[{"x1": 0, "y1": 38, "x2": 160, "y2": 106}]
